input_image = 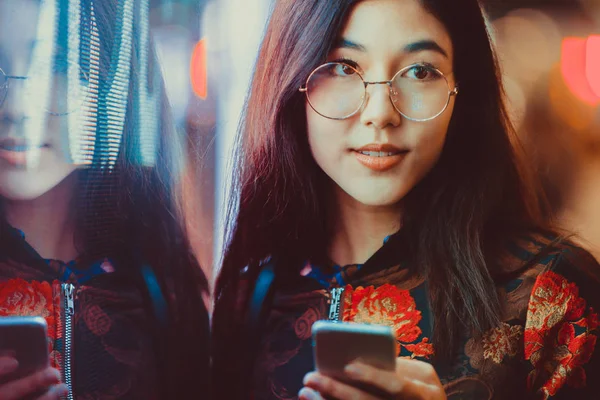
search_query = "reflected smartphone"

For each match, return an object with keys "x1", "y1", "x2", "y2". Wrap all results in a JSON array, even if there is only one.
[
  {"x1": 312, "y1": 320, "x2": 396, "y2": 386},
  {"x1": 0, "y1": 316, "x2": 49, "y2": 384}
]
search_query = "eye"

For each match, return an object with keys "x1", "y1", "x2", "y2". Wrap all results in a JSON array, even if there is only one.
[
  {"x1": 332, "y1": 63, "x2": 357, "y2": 77},
  {"x1": 403, "y1": 64, "x2": 441, "y2": 81}
]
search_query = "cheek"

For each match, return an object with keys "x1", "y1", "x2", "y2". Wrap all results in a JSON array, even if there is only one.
[
  {"x1": 47, "y1": 118, "x2": 89, "y2": 164},
  {"x1": 413, "y1": 103, "x2": 454, "y2": 161},
  {"x1": 0, "y1": 150, "x2": 77, "y2": 200},
  {"x1": 306, "y1": 108, "x2": 349, "y2": 170},
  {"x1": 414, "y1": 121, "x2": 448, "y2": 159}
]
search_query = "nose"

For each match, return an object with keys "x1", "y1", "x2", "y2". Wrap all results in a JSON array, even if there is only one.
[
  {"x1": 0, "y1": 79, "x2": 27, "y2": 121},
  {"x1": 0, "y1": 79, "x2": 30, "y2": 137},
  {"x1": 359, "y1": 82, "x2": 401, "y2": 129}
]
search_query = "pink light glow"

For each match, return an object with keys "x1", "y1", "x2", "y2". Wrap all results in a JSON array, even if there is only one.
[
  {"x1": 190, "y1": 38, "x2": 207, "y2": 99},
  {"x1": 561, "y1": 37, "x2": 600, "y2": 106},
  {"x1": 586, "y1": 35, "x2": 600, "y2": 99}
]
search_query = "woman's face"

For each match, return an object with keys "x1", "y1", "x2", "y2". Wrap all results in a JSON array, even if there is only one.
[
  {"x1": 0, "y1": 0, "x2": 81, "y2": 201},
  {"x1": 306, "y1": 0, "x2": 456, "y2": 208}
]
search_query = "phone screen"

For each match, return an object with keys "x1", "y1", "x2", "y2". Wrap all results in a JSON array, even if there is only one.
[
  {"x1": 0, "y1": 317, "x2": 49, "y2": 384},
  {"x1": 312, "y1": 321, "x2": 397, "y2": 396}
]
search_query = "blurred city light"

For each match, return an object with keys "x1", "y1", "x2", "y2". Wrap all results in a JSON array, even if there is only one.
[
  {"x1": 550, "y1": 63, "x2": 598, "y2": 131},
  {"x1": 561, "y1": 36, "x2": 600, "y2": 106},
  {"x1": 494, "y1": 9, "x2": 561, "y2": 89},
  {"x1": 191, "y1": 38, "x2": 207, "y2": 99},
  {"x1": 587, "y1": 35, "x2": 600, "y2": 98}
]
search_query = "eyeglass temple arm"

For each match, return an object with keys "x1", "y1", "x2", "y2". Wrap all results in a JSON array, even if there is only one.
[{"x1": 299, "y1": 86, "x2": 307, "y2": 92}]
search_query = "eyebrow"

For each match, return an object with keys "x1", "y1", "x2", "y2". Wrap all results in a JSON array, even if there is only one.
[
  {"x1": 405, "y1": 40, "x2": 448, "y2": 58},
  {"x1": 335, "y1": 38, "x2": 449, "y2": 58},
  {"x1": 336, "y1": 38, "x2": 367, "y2": 52}
]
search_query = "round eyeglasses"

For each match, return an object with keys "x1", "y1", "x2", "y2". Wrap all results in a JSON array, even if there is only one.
[
  {"x1": 0, "y1": 59, "x2": 90, "y2": 116},
  {"x1": 299, "y1": 62, "x2": 459, "y2": 122}
]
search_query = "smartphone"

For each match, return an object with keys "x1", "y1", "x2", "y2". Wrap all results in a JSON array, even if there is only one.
[
  {"x1": 0, "y1": 316, "x2": 49, "y2": 384},
  {"x1": 312, "y1": 320, "x2": 396, "y2": 385}
]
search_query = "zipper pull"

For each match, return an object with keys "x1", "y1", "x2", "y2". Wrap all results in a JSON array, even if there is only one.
[
  {"x1": 63, "y1": 283, "x2": 75, "y2": 315},
  {"x1": 328, "y1": 287, "x2": 345, "y2": 322}
]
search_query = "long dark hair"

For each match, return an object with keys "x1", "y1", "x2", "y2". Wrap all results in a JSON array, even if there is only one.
[
  {"x1": 0, "y1": 0, "x2": 209, "y2": 396},
  {"x1": 215, "y1": 0, "x2": 550, "y2": 365}
]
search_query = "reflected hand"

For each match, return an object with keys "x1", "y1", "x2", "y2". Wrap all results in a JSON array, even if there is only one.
[
  {"x1": 299, "y1": 358, "x2": 446, "y2": 400},
  {"x1": 0, "y1": 356, "x2": 69, "y2": 400}
]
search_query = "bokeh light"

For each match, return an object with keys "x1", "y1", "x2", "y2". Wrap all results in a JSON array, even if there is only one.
[
  {"x1": 561, "y1": 37, "x2": 600, "y2": 106},
  {"x1": 191, "y1": 38, "x2": 207, "y2": 99},
  {"x1": 494, "y1": 9, "x2": 561, "y2": 89},
  {"x1": 586, "y1": 35, "x2": 600, "y2": 98},
  {"x1": 550, "y1": 62, "x2": 598, "y2": 132}
]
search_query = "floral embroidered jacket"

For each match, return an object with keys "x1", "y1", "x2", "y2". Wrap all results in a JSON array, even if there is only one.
[
  {"x1": 0, "y1": 227, "x2": 208, "y2": 399},
  {"x1": 213, "y1": 234, "x2": 600, "y2": 399}
]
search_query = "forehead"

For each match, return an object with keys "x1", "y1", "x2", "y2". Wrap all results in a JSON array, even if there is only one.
[
  {"x1": 340, "y1": 0, "x2": 453, "y2": 59},
  {"x1": 0, "y1": 0, "x2": 42, "y2": 63},
  {"x1": 0, "y1": 0, "x2": 41, "y2": 44}
]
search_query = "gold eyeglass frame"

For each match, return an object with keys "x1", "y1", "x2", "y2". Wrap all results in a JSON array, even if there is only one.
[
  {"x1": 299, "y1": 62, "x2": 459, "y2": 122},
  {"x1": 0, "y1": 65, "x2": 89, "y2": 117}
]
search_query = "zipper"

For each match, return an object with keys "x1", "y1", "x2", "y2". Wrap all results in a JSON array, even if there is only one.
[
  {"x1": 61, "y1": 283, "x2": 75, "y2": 400},
  {"x1": 328, "y1": 287, "x2": 345, "y2": 322}
]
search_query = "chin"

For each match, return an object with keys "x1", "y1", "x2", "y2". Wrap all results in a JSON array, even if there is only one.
[
  {"x1": 0, "y1": 185, "x2": 53, "y2": 201},
  {"x1": 344, "y1": 188, "x2": 407, "y2": 208},
  {"x1": 0, "y1": 174, "x2": 74, "y2": 201}
]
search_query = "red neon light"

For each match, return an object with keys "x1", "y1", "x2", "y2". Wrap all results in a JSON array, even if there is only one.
[
  {"x1": 561, "y1": 37, "x2": 600, "y2": 106},
  {"x1": 586, "y1": 35, "x2": 600, "y2": 98},
  {"x1": 191, "y1": 38, "x2": 207, "y2": 99}
]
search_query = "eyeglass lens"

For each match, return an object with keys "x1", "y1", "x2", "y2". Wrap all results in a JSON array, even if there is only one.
[
  {"x1": 305, "y1": 62, "x2": 452, "y2": 121},
  {"x1": 0, "y1": 58, "x2": 89, "y2": 115}
]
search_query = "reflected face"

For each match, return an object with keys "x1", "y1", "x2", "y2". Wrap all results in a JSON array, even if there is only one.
[
  {"x1": 0, "y1": 0, "x2": 80, "y2": 200},
  {"x1": 305, "y1": 0, "x2": 456, "y2": 208}
]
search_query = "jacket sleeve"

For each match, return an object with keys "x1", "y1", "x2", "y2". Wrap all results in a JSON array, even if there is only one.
[
  {"x1": 211, "y1": 275, "x2": 253, "y2": 399},
  {"x1": 524, "y1": 245, "x2": 600, "y2": 399}
]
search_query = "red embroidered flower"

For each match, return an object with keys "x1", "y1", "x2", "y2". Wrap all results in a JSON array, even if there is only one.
[
  {"x1": 343, "y1": 284, "x2": 434, "y2": 358},
  {"x1": 405, "y1": 338, "x2": 434, "y2": 358},
  {"x1": 525, "y1": 271, "x2": 599, "y2": 399},
  {"x1": 295, "y1": 308, "x2": 319, "y2": 340},
  {"x1": 0, "y1": 278, "x2": 54, "y2": 318},
  {"x1": 0, "y1": 279, "x2": 62, "y2": 368},
  {"x1": 83, "y1": 304, "x2": 112, "y2": 336}
]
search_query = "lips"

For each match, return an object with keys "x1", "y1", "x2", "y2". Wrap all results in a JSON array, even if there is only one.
[
  {"x1": 0, "y1": 138, "x2": 48, "y2": 167},
  {"x1": 352, "y1": 143, "x2": 407, "y2": 172}
]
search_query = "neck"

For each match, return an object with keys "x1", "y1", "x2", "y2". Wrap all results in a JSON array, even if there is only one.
[
  {"x1": 328, "y1": 187, "x2": 401, "y2": 266},
  {"x1": 4, "y1": 172, "x2": 79, "y2": 262}
]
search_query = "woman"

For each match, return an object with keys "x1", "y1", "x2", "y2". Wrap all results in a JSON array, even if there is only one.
[
  {"x1": 0, "y1": 0, "x2": 209, "y2": 398},
  {"x1": 212, "y1": 0, "x2": 600, "y2": 399}
]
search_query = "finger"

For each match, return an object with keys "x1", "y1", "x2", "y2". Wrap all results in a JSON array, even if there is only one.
[
  {"x1": 36, "y1": 383, "x2": 70, "y2": 400},
  {"x1": 399, "y1": 378, "x2": 446, "y2": 400},
  {"x1": 0, "y1": 357, "x2": 19, "y2": 375},
  {"x1": 1, "y1": 367, "x2": 61, "y2": 400},
  {"x1": 344, "y1": 360, "x2": 444, "y2": 398},
  {"x1": 298, "y1": 387, "x2": 325, "y2": 400},
  {"x1": 395, "y1": 358, "x2": 442, "y2": 386},
  {"x1": 303, "y1": 372, "x2": 379, "y2": 400},
  {"x1": 344, "y1": 363, "x2": 404, "y2": 393}
]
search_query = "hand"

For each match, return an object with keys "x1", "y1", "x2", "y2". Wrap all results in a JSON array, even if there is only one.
[
  {"x1": 0, "y1": 356, "x2": 69, "y2": 400},
  {"x1": 299, "y1": 358, "x2": 446, "y2": 400}
]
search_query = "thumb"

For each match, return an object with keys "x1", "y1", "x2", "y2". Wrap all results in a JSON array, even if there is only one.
[{"x1": 0, "y1": 356, "x2": 19, "y2": 376}]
